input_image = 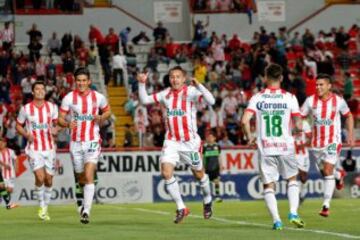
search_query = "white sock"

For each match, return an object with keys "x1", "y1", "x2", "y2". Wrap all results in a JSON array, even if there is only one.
[
  {"x1": 83, "y1": 184, "x2": 95, "y2": 215},
  {"x1": 199, "y1": 174, "x2": 212, "y2": 204},
  {"x1": 334, "y1": 170, "x2": 341, "y2": 180},
  {"x1": 288, "y1": 181, "x2": 299, "y2": 215},
  {"x1": 165, "y1": 176, "x2": 186, "y2": 210},
  {"x1": 323, "y1": 175, "x2": 335, "y2": 208},
  {"x1": 299, "y1": 182, "x2": 307, "y2": 199},
  {"x1": 35, "y1": 185, "x2": 45, "y2": 208},
  {"x1": 44, "y1": 187, "x2": 53, "y2": 207},
  {"x1": 264, "y1": 188, "x2": 281, "y2": 223}
]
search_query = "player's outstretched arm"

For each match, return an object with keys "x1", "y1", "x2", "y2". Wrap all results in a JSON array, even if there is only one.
[
  {"x1": 137, "y1": 72, "x2": 156, "y2": 105},
  {"x1": 345, "y1": 113, "x2": 354, "y2": 147},
  {"x1": 192, "y1": 78, "x2": 215, "y2": 105}
]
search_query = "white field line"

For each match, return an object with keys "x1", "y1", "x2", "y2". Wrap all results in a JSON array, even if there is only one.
[{"x1": 129, "y1": 207, "x2": 360, "y2": 239}]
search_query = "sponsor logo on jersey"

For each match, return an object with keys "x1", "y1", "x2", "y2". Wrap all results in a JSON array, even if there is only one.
[
  {"x1": 261, "y1": 94, "x2": 283, "y2": 99},
  {"x1": 167, "y1": 108, "x2": 185, "y2": 117},
  {"x1": 256, "y1": 101, "x2": 287, "y2": 111},
  {"x1": 262, "y1": 140, "x2": 288, "y2": 150},
  {"x1": 31, "y1": 122, "x2": 49, "y2": 130},
  {"x1": 314, "y1": 118, "x2": 333, "y2": 126},
  {"x1": 73, "y1": 113, "x2": 94, "y2": 121}
]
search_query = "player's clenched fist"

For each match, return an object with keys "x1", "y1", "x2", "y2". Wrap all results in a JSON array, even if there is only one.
[{"x1": 137, "y1": 72, "x2": 149, "y2": 83}]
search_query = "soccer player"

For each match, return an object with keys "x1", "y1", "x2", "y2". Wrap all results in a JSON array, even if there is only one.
[
  {"x1": 16, "y1": 81, "x2": 58, "y2": 220},
  {"x1": 58, "y1": 67, "x2": 111, "y2": 224},
  {"x1": 203, "y1": 130, "x2": 223, "y2": 202},
  {"x1": 241, "y1": 64, "x2": 305, "y2": 230},
  {"x1": 0, "y1": 136, "x2": 19, "y2": 209},
  {"x1": 137, "y1": 66, "x2": 215, "y2": 224},
  {"x1": 300, "y1": 73, "x2": 354, "y2": 217},
  {"x1": 294, "y1": 119, "x2": 312, "y2": 204}
]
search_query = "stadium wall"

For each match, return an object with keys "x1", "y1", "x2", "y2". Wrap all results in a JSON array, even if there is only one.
[{"x1": 11, "y1": 148, "x2": 360, "y2": 206}]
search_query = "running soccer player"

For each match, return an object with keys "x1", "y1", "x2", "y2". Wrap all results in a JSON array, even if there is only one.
[
  {"x1": 16, "y1": 81, "x2": 58, "y2": 220},
  {"x1": 294, "y1": 119, "x2": 312, "y2": 204},
  {"x1": 0, "y1": 136, "x2": 19, "y2": 209},
  {"x1": 137, "y1": 66, "x2": 215, "y2": 224},
  {"x1": 300, "y1": 73, "x2": 354, "y2": 217},
  {"x1": 58, "y1": 67, "x2": 111, "y2": 224},
  {"x1": 203, "y1": 130, "x2": 223, "y2": 202},
  {"x1": 241, "y1": 64, "x2": 305, "y2": 230}
]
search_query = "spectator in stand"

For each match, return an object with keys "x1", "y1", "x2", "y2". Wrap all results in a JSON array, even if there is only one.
[
  {"x1": 134, "y1": 105, "x2": 149, "y2": 147},
  {"x1": 46, "y1": 0, "x2": 55, "y2": 9},
  {"x1": 193, "y1": 0, "x2": 207, "y2": 10},
  {"x1": 211, "y1": 37, "x2": 225, "y2": 63},
  {"x1": 105, "y1": 27, "x2": 119, "y2": 52},
  {"x1": 153, "y1": 21, "x2": 168, "y2": 41},
  {"x1": 26, "y1": 23, "x2": 42, "y2": 44},
  {"x1": 88, "y1": 45, "x2": 97, "y2": 65},
  {"x1": 336, "y1": 48, "x2": 351, "y2": 72},
  {"x1": 192, "y1": 16, "x2": 209, "y2": 43},
  {"x1": 60, "y1": 32, "x2": 73, "y2": 54},
  {"x1": 344, "y1": 72, "x2": 354, "y2": 101},
  {"x1": 3, "y1": 112, "x2": 20, "y2": 154},
  {"x1": 302, "y1": 28, "x2": 315, "y2": 49},
  {"x1": 0, "y1": 100, "x2": 8, "y2": 135},
  {"x1": 165, "y1": 37, "x2": 180, "y2": 60},
  {"x1": 28, "y1": 39, "x2": 43, "y2": 62},
  {"x1": 62, "y1": 50, "x2": 75, "y2": 73},
  {"x1": 151, "y1": 124, "x2": 165, "y2": 147},
  {"x1": 174, "y1": 45, "x2": 188, "y2": 64},
  {"x1": 194, "y1": 57, "x2": 208, "y2": 84},
  {"x1": 32, "y1": 0, "x2": 42, "y2": 10},
  {"x1": 290, "y1": 32, "x2": 302, "y2": 50},
  {"x1": 218, "y1": 132, "x2": 234, "y2": 147},
  {"x1": 100, "y1": 45, "x2": 112, "y2": 86},
  {"x1": 0, "y1": 22, "x2": 14, "y2": 51},
  {"x1": 132, "y1": 31, "x2": 151, "y2": 45},
  {"x1": 88, "y1": 25, "x2": 105, "y2": 46},
  {"x1": 73, "y1": 34, "x2": 83, "y2": 52},
  {"x1": 35, "y1": 57, "x2": 46, "y2": 80},
  {"x1": 0, "y1": 50, "x2": 10, "y2": 78},
  {"x1": 119, "y1": 27, "x2": 131, "y2": 54},
  {"x1": 76, "y1": 42, "x2": 89, "y2": 65},
  {"x1": 335, "y1": 26, "x2": 350, "y2": 50},
  {"x1": 123, "y1": 124, "x2": 133, "y2": 147},
  {"x1": 21, "y1": 74, "x2": 35, "y2": 104},
  {"x1": 259, "y1": 28, "x2": 269, "y2": 45},
  {"x1": 112, "y1": 50, "x2": 127, "y2": 86},
  {"x1": 0, "y1": 76, "x2": 11, "y2": 104},
  {"x1": 228, "y1": 34, "x2": 241, "y2": 51},
  {"x1": 47, "y1": 32, "x2": 60, "y2": 56}
]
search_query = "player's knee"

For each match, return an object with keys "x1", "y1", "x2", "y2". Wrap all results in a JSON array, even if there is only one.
[{"x1": 299, "y1": 172, "x2": 308, "y2": 183}]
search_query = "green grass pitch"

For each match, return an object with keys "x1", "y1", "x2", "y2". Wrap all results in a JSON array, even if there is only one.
[{"x1": 1, "y1": 199, "x2": 359, "y2": 240}]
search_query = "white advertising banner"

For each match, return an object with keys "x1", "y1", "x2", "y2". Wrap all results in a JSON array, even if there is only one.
[
  {"x1": 257, "y1": 1, "x2": 285, "y2": 22},
  {"x1": 154, "y1": 1, "x2": 182, "y2": 23}
]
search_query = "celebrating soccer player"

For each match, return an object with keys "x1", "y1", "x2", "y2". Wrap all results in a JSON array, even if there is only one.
[
  {"x1": 58, "y1": 67, "x2": 111, "y2": 224},
  {"x1": 241, "y1": 64, "x2": 305, "y2": 230},
  {"x1": 300, "y1": 73, "x2": 354, "y2": 217},
  {"x1": 16, "y1": 81, "x2": 58, "y2": 220},
  {"x1": 137, "y1": 66, "x2": 215, "y2": 224}
]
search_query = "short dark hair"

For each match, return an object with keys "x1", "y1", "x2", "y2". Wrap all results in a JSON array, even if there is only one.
[
  {"x1": 316, "y1": 73, "x2": 333, "y2": 83},
  {"x1": 74, "y1": 67, "x2": 90, "y2": 79},
  {"x1": 169, "y1": 66, "x2": 186, "y2": 76},
  {"x1": 32, "y1": 80, "x2": 46, "y2": 92},
  {"x1": 265, "y1": 64, "x2": 283, "y2": 81}
]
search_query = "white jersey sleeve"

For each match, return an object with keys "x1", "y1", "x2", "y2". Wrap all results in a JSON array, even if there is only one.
[
  {"x1": 97, "y1": 92, "x2": 110, "y2": 111},
  {"x1": 303, "y1": 120, "x2": 312, "y2": 134},
  {"x1": 16, "y1": 105, "x2": 27, "y2": 125},
  {"x1": 290, "y1": 94, "x2": 301, "y2": 116},
  {"x1": 338, "y1": 97, "x2": 351, "y2": 116},
  {"x1": 300, "y1": 97, "x2": 312, "y2": 117},
  {"x1": 52, "y1": 103, "x2": 59, "y2": 121},
  {"x1": 189, "y1": 84, "x2": 215, "y2": 105},
  {"x1": 245, "y1": 93, "x2": 259, "y2": 114},
  {"x1": 139, "y1": 83, "x2": 164, "y2": 105},
  {"x1": 60, "y1": 93, "x2": 72, "y2": 113}
]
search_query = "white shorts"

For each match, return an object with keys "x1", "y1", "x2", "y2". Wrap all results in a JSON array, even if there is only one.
[
  {"x1": 160, "y1": 136, "x2": 203, "y2": 171},
  {"x1": 313, "y1": 143, "x2": 342, "y2": 169},
  {"x1": 259, "y1": 154, "x2": 298, "y2": 184},
  {"x1": 70, "y1": 141, "x2": 101, "y2": 173},
  {"x1": 25, "y1": 149, "x2": 56, "y2": 175},
  {"x1": 4, "y1": 178, "x2": 15, "y2": 188},
  {"x1": 296, "y1": 155, "x2": 310, "y2": 172}
]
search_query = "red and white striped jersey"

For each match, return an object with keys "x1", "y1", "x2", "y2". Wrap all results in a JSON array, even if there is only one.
[
  {"x1": 0, "y1": 148, "x2": 16, "y2": 179},
  {"x1": 60, "y1": 90, "x2": 109, "y2": 142},
  {"x1": 301, "y1": 94, "x2": 350, "y2": 148},
  {"x1": 140, "y1": 84, "x2": 214, "y2": 142},
  {"x1": 17, "y1": 101, "x2": 58, "y2": 151},
  {"x1": 245, "y1": 87, "x2": 301, "y2": 156},
  {"x1": 294, "y1": 120, "x2": 312, "y2": 156}
]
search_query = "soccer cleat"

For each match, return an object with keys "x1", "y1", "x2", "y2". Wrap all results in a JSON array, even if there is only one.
[
  {"x1": 6, "y1": 203, "x2": 19, "y2": 209},
  {"x1": 336, "y1": 170, "x2": 346, "y2": 190},
  {"x1": 203, "y1": 202, "x2": 213, "y2": 219},
  {"x1": 272, "y1": 221, "x2": 283, "y2": 230},
  {"x1": 80, "y1": 212, "x2": 90, "y2": 224},
  {"x1": 38, "y1": 207, "x2": 49, "y2": 220},
  {"x1": 288, "y1": 213, "x2": 305, "y2": 228},
  {"x1": 173, "y1": 208, "x2": 190, "y2": 224},
  {"x1": 319, "y1": 206, "x2": 330, "y2": 217}
]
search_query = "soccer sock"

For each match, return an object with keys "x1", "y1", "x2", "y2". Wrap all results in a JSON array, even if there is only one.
[
  {"x1": 83, "y1": 183, "x2": 95, "y2": 215},
  {"x1": 165, "y1": 176, "x2": 186, "y2": 210},
  {"x1": 75, "y1": 183, "x2": 84, "y2": 207},
  {"x1": 323, "y1": 175, "x2": 335, "y2": 208},
  {"x1": 299, "y1": 182, "x2": 307, "y2": 199},
  {"x1": 0, "y1": 189, "x2": 11, "y2": 206},
  {"x1": 199, "y1": 174, "x2": 212, "y2": 204},
  {"x1": 35, "y1": 185, "x2": 45, "y2": 208},
  {"x1": 287, "y1": 181, "x2": 299, "y2": 215},
  {"x1": 44, "y1": 187, "x2": 53, "y2": 207},
  {"x1": 264, "y1": 188, "x2": 281, "y2": 223},
  {"x1": 215, "y1": 182, "x2": 220, "y2": 197}
]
